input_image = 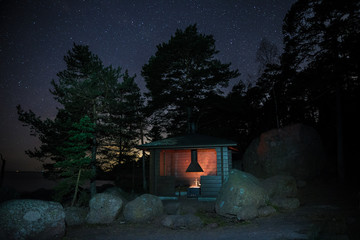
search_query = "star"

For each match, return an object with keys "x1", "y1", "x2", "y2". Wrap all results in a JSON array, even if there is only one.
[{"x1": 0, "y1": 0, "x2": 296, "y2": 171}]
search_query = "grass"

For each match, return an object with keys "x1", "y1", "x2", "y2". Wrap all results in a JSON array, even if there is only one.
[
  {"x1": 195, "y1": 209, "x2": 251, "y2": 227},
  {"x1": 195, "y1": 210, "x2": 227, "y2": 226}
]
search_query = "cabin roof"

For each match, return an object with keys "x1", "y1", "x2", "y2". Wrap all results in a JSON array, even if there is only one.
[{"x1": 137, "y1": 134, "x2": 237, "y2": 150}]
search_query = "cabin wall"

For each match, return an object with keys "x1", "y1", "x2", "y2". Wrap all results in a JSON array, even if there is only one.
[
  {"x1": 215, "y1": 147, "x2": 231, "y2": 182},
  {"x1": 149, "y1": 149, "x2": 161, "y2": 195},
  {"x1": 159, "y1": 149, "x2": 217, "y2": 186},
  {"x1": 152, "y1": 147, "x2": 233, "y2": 196},
  {"x1": 229, "y1": 149, "x2": 232, "y2": 169},
  {"x1": 200, "y1": 147, "x2": 232, "y2": 196},
  {"x1": 200, "y1": 175, "x2": 222, "y2": 196}
]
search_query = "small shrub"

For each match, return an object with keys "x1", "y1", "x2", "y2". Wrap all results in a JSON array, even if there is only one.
[{"x1": 195, "y1": 210, "x2": 227, "y2": 227}]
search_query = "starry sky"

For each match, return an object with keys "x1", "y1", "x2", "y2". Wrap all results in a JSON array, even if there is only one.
[{"x1": 0, "y1": 0, "x2": 295, "y2": 171}]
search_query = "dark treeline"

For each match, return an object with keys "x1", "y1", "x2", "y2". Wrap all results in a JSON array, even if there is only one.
[
  {"x1": 17, "y1": 0, "x2": 359, "y2": 202},
  {"x1": 223, "y1": 0, "x2": 359, "y2": 184}
]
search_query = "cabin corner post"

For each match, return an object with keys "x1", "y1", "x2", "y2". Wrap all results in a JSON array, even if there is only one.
[
  {"x1": 149, "y1": 149, "x2": 155, "y2": 194},
  {"x1": 222, "y1": 147, "x2": 229, "y2": 181},
  {"x1": 228, "y1": 149, "x2": 232, "y2": 169},
  {"x1": 221, "y1": 147, "x2": 224, "y2": 183},
  {"x1": 215, "y1": 147, "x2": 222, "y2": 182},
  {"x1": 216, "y1": 146, "x2": 230, "y2": 184},
  {"x1": 154, "y1": 149, "x2": 160, "y2": 195},
  {"x1": 149, "y1": 149, "x2": 160, "y2": 195}
]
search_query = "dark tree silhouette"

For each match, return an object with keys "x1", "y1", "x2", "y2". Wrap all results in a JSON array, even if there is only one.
[
  {"x1": 282, "y1": 0, "x2": 360, "y2": 182},
  {"x1": 142, "y1": 24, "x2": 239, "y2": 137},
  {"x1": 17, "y1": 44, "x2": 145, "y2": 196}
]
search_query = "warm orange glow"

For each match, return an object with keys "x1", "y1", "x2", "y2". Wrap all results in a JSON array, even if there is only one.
[
  {"x1": 95, "y1": 144, "x2": 141, "y2": 171},
  {"x1": 159, "y1": 149, "x2": 217, "y2": 186},
  {"x1": 189, "y1": 178, "x2": 201, "y2": 188}
]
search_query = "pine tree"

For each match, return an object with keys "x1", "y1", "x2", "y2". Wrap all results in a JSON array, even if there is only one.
[
  {"x1": 54, "y1": 116, "x2": 94, "y2": 206},
  {"x1": 17, "y1": 44, "x2": 145, "y2": 196},
  {"x1": 101, "y1": 71, "x2": 145, "y2": 168},
  {"x1": 282, "y1": 0, "x2": 360, "y2": 182},
  {"x1": 142, "y1": 24, "x2": 239, "y2": 137}
]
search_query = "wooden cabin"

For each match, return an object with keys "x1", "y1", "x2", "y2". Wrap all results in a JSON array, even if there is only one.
[{"x1": 137, "y1": 134, "x2": 237, "y2": 197}]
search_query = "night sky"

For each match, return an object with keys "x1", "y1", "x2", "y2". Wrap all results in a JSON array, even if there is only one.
[{"x1": 0, "y1": 0, "x2": 295, "y2": 171}]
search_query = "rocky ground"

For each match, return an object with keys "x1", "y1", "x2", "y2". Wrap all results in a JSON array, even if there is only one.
[{"x1": 64, "y1": 179, "x2": 360, "y2": 240}]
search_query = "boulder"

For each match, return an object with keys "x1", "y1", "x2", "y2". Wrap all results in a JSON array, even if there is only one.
[
  {"x1": 262, "y1": 175, "x2": 297, "y2": 198},
  {"x1": 123, "y1": 194, "x2": 163, "y2": 222},
  {"x1": 104, "y1": 187, "x2": 128, "y2": 205},
  {"x1": 0, "y1": 199, "x2": 65, "y2": 240},
  {"x1": 215, "y1": 169, "x2": 268, "y2": 217},
  {"x1": 242, "y1": 123, "x2": 325, "y2": 180},
  {"x1": 86, "y1": 193, "x2": 123, "y2": 224},
  {"x1": 236, "y1": 205, "x2": 258, "y2": 221},
  {"x1": 64, "y1": 206, "x2": 88, "y2": 226},
  {"x1": 258, "y1": 205, "x2": 277, "y2": 217},
  {"x1": 161, "y1": 214, "x2": 203, "y2": 229}
]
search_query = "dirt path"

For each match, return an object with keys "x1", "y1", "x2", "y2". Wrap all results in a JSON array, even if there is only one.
[
  {"x1": 65, "y1": 181, "x2": 360, "y2": 240},
  {"x1": 66, "y1": 211, "x2": 312, "y2": 240}
]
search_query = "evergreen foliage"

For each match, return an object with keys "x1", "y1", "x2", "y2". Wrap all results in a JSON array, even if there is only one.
[
  {"x1": 17, "y1": 44, "x2": 144, "y2": 196},
  {"x1": 225, "y1": 0, "x2": 360, "y2": 182},
  {"x1": 142, "y1": 24, "x2": 239, "y2": 137},
  {"x1": 54, "y1": 116, "x2": 94, "y2": 205},
  {"x1": 17, "y1": 1, "x2": 360, "y2": 190},
  {"x1": 101, "y1": 70, "x2": 145, "y2": 169},
  {"x1": 281, "y1": 0, "x2": 360, "y2": 182}
]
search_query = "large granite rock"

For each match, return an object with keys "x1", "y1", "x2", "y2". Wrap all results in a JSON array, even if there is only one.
[
  {"x1": 123, "y1": 194, "x2": 163, "y2": 222},
  {"x1": 0, "y1": 199, "x2": 65, "y2": 240},
  {"x1": 261, "y1": 175, "x2": 300, "y2": 211},
  {"x1": 262, "y1": 175, "x2": 297, "y2": 198},
  {"x1": 215, "y1": 169, "x2": 268, "y2": 217},
  {"x1": 257, "y1": 205, "x2": 277, "y2": 217},
  {"x1": 104, "y1": 187, "x2": 128, "y2": 205},
  {"x1": 86, "y1": 193, "x2": 123, "y2": 224},
  {"x1": 236, "y1": 205, "x2": 258, "y2": 221},
  {"x1": 243, "y1": 123, "x2": 325, "y2": 180}
]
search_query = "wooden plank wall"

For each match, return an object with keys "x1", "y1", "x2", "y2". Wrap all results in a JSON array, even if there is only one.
[
  {"x1": 215, "y1": 147, "x2": 230, "y2": 183},
  {"x1": 158, "y1": 149, "x2": 217, "y2": 186},
  {"x1": 229, "y1": 149, "x2": 232, "y2": 169},
  {"x1": 200, "y1": 175, "x2": 222, "y2": 196},
  {"x1": 152, "y1": 147, "x2": 232, "y2": 196},
  {"x1": 150, "y1": 149, "x2": 160, "y2": 195}
]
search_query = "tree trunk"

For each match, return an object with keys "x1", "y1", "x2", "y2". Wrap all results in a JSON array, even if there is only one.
[
  {"x1": 90, "y1": 135, "x2": 97, "y2": 197},
  {"x1": 336, "y1": 85, "x2": 345, "y2": 183},
  {"x1": 71, "y1": 168, "x2": 82, "y2": 207},
  {"x1": 90, "y1": 103, "x2": 97, "y2": 197}
]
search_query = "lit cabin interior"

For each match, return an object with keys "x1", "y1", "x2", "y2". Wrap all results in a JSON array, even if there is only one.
[{"x1": 137, "y1": 134, "x2": 237, "y2": 198}]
